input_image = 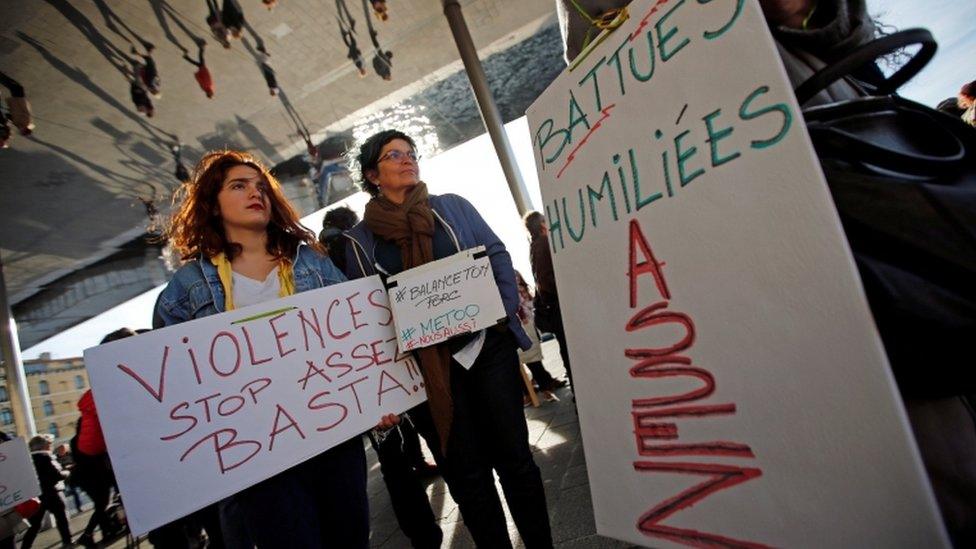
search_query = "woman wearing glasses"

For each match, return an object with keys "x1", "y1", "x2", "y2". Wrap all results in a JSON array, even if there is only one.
[
  {"x1": 153, "y1": 150, "x2": 369, "y2": 548},
  {"x1": 342, "y1": 130, "x2": 554, "y2": 548}
]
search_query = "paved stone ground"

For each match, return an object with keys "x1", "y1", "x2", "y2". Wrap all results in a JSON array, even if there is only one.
[{"x1": 28, "y1": 340, "x2": 636, "y2": 548}]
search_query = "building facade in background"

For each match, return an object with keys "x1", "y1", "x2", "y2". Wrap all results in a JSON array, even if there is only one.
[{"x1": 0, "y1": 353, "x2": 89, "y2": 444}]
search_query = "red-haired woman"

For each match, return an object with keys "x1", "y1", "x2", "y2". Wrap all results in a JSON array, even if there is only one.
[{"x1": 153, "y1": 150, "x2": 368, "y2": 547}]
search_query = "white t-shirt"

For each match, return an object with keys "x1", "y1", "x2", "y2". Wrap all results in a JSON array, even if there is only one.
[{"x1": 231, "y1": 266, "x2": 281, "y2": 309}]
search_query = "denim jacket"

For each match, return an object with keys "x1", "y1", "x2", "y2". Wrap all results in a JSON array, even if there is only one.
[
  {"x1": 342, "y1": 193, "x2": 531, "y2": 351},
  {"x1": 153, "y1": 244, "x2": 346, "y2": 328}
]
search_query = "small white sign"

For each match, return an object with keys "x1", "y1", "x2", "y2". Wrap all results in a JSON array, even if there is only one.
[
  {"x1": 84, "y1": 276, "x2": 427, "y2": 536},
  {"x1": 0, "y1": 437, "x2": 40, "y2": 513},
  {"x1": 386, "y1": 246, "x2": 507, "y2": 351}
]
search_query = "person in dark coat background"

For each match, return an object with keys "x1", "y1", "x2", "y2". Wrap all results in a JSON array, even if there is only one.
[
  {"x1": 524, "y1": 211, "x2": 574, "y2": 393},
  {"x1": 22, "y1": 434, "x2": 73, "y2": 549}
]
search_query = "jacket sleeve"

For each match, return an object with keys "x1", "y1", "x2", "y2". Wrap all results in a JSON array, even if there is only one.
[
  {"x1": 452, "y1": 195, "x2": 520, "y2": 321},
  {"x1": 313, "y1": 253, "x2": 348, "y2": 286},
  {"x1": 531, "y1": 237, "x2": 558, "y2": 301},
  {"x1": 34, "y1": 454, "x2": 68, "y2": 489},
  {"x1": 153, "y1": 276, "x2": 190, "y2": 329}
]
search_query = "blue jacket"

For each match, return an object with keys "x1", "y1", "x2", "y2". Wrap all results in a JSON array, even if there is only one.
[
  {"x1": 153, "y1": 244, "x2": 346, "y2": 328},
  {"x1": 342, "y1": 193, "x2": 531, "y2": 351}
]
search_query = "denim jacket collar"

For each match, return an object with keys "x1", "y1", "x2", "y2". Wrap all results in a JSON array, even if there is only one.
[{"x1": 196, "y1": 242, "x2": 323, "y2": 313}]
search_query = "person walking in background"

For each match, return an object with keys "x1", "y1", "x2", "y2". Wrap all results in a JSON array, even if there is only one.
[
  {"x1": 153, "y1": 149, "x2": 368, "y2": 548},
  {"x1": 343, "y1": 129, "x2": 553, "y2": 548},
  {"x1": 524, "y1": 211, "x2": 575, "y2": 393},
  {"x1": 22, "y1": 435, "x2": 73, "y2": 549},
  {"x1": 53, "y1": 444, "x2": 84, "y2": 515},
  {"x1": 515, "y1": 270, "x2": 566, "y2": 403},
  {"x1": 73, "y1": 328, "x2": 132, "y2": 547}
]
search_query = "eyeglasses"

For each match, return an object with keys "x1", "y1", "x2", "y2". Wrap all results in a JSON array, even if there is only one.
[{"x1": 378, "y1": 149, "x2": 419, "y2": 163}]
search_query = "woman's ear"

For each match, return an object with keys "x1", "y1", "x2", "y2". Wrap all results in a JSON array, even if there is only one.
[{"x1": 365, "y1": 169, "x2": 379, "y2": 186}]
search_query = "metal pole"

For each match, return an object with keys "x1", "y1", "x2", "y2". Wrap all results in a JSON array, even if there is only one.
[
  {"x1": 0, "y1": 251, "x2": 36, "y2": 438},
  {"x1": 442, "y1": 0, "x2": 533, "y2": 215}
]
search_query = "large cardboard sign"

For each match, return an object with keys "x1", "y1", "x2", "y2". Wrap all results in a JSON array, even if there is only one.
[
  {"x1": 84, "y1": 276, "x2": 427, "y2": 536},
  {"x1": 386, "y1": 246, "x2": 506, "y2": 351},
  {"x1": 0, "y1": 437, "x2": 40, "y2": 513},
  {"x1": 525, "y1": 0, "x2": 947, "y2": 546}
]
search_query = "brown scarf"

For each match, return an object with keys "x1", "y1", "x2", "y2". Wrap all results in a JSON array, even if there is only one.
[{"x1": 364, "y1": 182, "x2": 455, "y2": 454}]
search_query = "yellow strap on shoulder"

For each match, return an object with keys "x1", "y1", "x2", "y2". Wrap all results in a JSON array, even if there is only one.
[{"x1": 211, "y1": 252, "x2": 295, "y2": 312}]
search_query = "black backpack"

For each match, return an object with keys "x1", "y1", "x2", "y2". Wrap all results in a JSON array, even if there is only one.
[{"x1": 797, "y1": 29, "x2": 976, "y2": 398}]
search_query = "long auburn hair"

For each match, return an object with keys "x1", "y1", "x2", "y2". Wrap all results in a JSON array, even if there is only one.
[{"x1": 165, "y1": 150, "x2": 323, "y2": 261}]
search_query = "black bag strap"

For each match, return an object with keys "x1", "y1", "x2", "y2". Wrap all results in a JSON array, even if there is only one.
[
  {"x1": 806, "y1": 97, "x2": 966, "y2": 177},
  {"x1": 795, "y1": 28, "x2": 937, "y2": 105}
]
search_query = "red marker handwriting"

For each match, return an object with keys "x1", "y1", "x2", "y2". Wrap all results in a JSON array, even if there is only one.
[{"x1": 557, "y1": 104, "x2": 617, "y2": 179}]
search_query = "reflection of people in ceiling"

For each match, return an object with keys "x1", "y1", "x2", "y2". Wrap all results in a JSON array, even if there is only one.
[
  {"x1": 221, "y1": 0, "x2": 245, "y2": 38},
  {"x1": 0, "y1": 100, "x2": 12, "y2": 149},
  {"x1": 131, "y1": 43, "x2": 161, "y2": 98},
  {"x1": 337, "y1": 0, "x2": 367, "y2": 77},
  {"x1": 261, "y1": 62, "x2": 278, "y2": 95},
  {"x1": 221, "y1": 0, "x2": 270, "y2": 55},
  {"x1": 205, "y1": 0, "x2": 231, "y2": 48},
  {"x1": 369, "y1": 0, "x2": 388, "y2": 21},
  {"x1": 129, "y1": 78, "x2": 154, "y2": 118},
  {"x1": 0, "y1": 72, "x2": 34, "y2": 136},
  {"x1": 183, "y1": 42, "x2": 215, "y2": 99},
  {"x1": 361, "y1": 0, "x2": 393, "y2": 80}
]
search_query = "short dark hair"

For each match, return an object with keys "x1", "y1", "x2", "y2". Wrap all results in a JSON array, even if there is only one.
[
  {"x1": 523, "y1": 211, "x2": 546, "y2": 240},
  {"x1": 322, "y1": 206, "x2": 359, "y2": 231},
  {"x1": 960, "y1": 80, "x2": 976, "y2": 108},
  {"x1": 101, "y1": 328, "x2": 137, "y2": 344},
  {"x1": 356, "y1": 130, "x2": 416, "y2": 196},
  {"x1": 319, "y1": 206, "x2": 360, "y2": 247}
]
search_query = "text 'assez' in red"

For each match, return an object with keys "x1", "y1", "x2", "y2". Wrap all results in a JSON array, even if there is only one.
[{"x1": 626, "y1": 218, "x2": 768, "y2": 548}]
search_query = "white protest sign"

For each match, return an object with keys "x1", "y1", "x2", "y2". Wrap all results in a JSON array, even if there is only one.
[
  {"x1": 526, "y1": 0, "x2": 947, "y2": 546},
  {"x1": 386, "y1": 246, "x2": 506, "y2": 351},
  {"x1": 84, "y1": 275, "x2": 427, "y2": 536},
  {"x1": 0, "y1": 438, "x2": 40, "y2": 513}
]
